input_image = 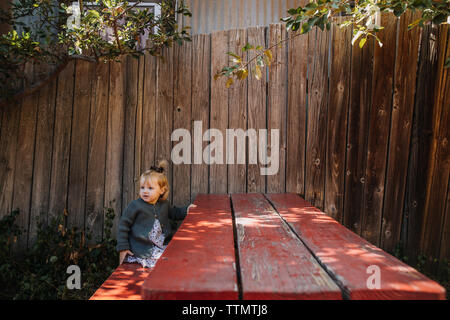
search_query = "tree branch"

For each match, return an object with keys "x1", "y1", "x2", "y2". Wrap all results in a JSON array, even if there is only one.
[{"x1": 0, "y1": 54, "x2": 97, "y2": 108}]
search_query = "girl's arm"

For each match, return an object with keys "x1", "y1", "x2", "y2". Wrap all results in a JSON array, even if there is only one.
[
  {"x1": 116, "y1": 202, "x2": 139, "y2": 252},
  {"x1": 168, "y1": 203, "x2": 196, "y2": 221}
]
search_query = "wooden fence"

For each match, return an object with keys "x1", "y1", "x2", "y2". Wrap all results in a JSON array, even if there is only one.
[{"x1": 0, "y1": 14, "x2": 449, "y2": 268}]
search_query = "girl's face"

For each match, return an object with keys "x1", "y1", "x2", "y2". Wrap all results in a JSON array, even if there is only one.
[{"x1": 139, "y1": 177, "x2": 164, "y2": 204}]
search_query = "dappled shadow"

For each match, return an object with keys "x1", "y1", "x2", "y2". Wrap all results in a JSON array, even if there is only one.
[
  {"x1": 89, "y1": 263, "x2": 152, "y2": 300},
  {"x1": 265, "y1": 193, "x2": 446, "y2": 299}
]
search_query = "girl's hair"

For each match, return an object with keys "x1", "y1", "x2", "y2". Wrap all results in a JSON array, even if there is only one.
[{"x1": 140, "y1": 159, "x2": 170, "y2": 201}]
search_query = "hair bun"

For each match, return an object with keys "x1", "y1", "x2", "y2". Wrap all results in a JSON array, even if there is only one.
[{"x1": 156, "y1": 159, "x2": 169, "y2": 173}]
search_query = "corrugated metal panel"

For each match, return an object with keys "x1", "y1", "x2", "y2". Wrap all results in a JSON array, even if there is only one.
[{"x1": 182, "y1": 0, "x2": 305, "y2": 35}]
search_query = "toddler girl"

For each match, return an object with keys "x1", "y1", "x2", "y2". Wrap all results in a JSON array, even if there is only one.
[{"x1": 116, "y1": 160, "x2": 193, "y2": 268}]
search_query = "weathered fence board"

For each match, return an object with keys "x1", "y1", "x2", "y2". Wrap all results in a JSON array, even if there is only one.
[
  {"x1": 29, "y1": 75, "x2": 57, "y2": 245},
  {"x1": 305, "y1": 27, "x2": 329, "y2": 209},
  {"x1": 48, "y1": 61, "x2": 75, "y2": 222},
  {"x1": 105, "y1": 61, "x2": 125, "y2": 240},
  {"x1": 227, "y1": 28, "x2": 247, "y2": 194},
  {"x1": 173, "y1": 40, "x2": 192, "y2": 206},
  {"x1": 67, "y1": 60, "x2": 94, "y2": 230},
  {"x1": 421, "y1": 25, "x2": 450, "y2": 268},
  {"x1": 267, "y1": 23, "x2": 287, "y2": 193},
  {"x1": 156, "y1": 46, "x2": 175, "y2": 202},
  {"x1": 325, "y1": 18, "x2": 351, "y2": 223},
  {"x1": 141, "y1": 53, "x2": 157, "y2": 174},
  {"x1": 342, "y1": 26, "x2": 373, "y2": 236},
  {"x1": 123, "y1": 56, "x2": 140, "y2": 211},
  {"x1": 191, "y1": 34, "x2": 211, "y2": 200},
  {"x1": 12, "y1": 63, "x2": 39, "y2": 250},
  {"x1": 246, "y1": 26, "x2": 266, "y2": 193},
  {"x1": 86, "y1": 62, "x2": 109, "y2": 241},
  {"x1": 404, "y1": 24, "x2": 439, "y2": 263},
  {"x1": 210, "y1": 30, "x2": 229, "y2": 193},
  {"x1": 381, "y1": 11, "x2": 421, "y2": 252},
  {"x1": 0, "y1": 102, "x2": 20, "y2": 219},
  {"x1": 361, "y1": 14, "x2": 398, "y2": 246},
  {"x1": 286, "y1": 30, "x2": 307, "y2": 196}
]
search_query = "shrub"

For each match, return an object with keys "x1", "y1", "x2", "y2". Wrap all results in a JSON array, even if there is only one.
[{"x1": 0, "y1": 207, "x2": 118, "y2": 300}]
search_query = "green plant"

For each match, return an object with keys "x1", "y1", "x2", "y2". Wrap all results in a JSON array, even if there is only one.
[
  {"x1": 0, "y1": 0, "x2": 191, "y2": 104},
  {"x1": 0, "y1": 207, "x2": 118, "y2": 300},
  {"x1": 393, "y1": 242, "x2": 450, "y2": 300},
  {"x1": 216, "y1": 0, "x2": 450, "y2": 85}
]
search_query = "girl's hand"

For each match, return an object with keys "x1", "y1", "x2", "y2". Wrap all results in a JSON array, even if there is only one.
[
  {"x1": 187, "y1": 204, "x2": 197, "y2": 213},
  {"x1": 119, "y1": 250, "x2": 134, "y2": 265}
]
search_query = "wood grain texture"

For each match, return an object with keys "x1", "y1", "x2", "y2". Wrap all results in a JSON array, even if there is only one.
[
  {"x1": 267, "y1": 24, "x2": 287, "y2": 193},
  {"x1": 48, "y1": 61, "x2": 75, "y2": 221},
  {"x1": 305, "y1": 27, "x2": 329, "y2": 209},
  {"x1": 105, "y1": 61, "x2": 125, "y2": 240},
  {"x1": 122, "y1": 56, "x2": 139, "y2": 212},
  {"x1": 134, "y1": 55, "x2": 144, "y2": 198},
  {"x1": 286, "y1": 30, "x2": 307, "y2": 195},
  {"x1": 233, "y1": 193, "x2": 342, "y2": 299},
  {"x1": 209, "y1": 30, "x2": 229, "y2": 193},
  {"x1": 67, "y1": 60, "x2": 94, "y2": 230},
  {"x1": 142, "y1": 194, "x2": 238, "y2": 299},
  {"x1": 0, "y1": 101, "x2": 21, "y2": 219},
  {"x1": 141, "y1": 53, "x2": 157, "y2": 172},
  {"x1": 86, "y1": 61, "x2": 109, "y2": 241},
  {"x1": 266, "y1": 193, "x2": 446, "y2": 300},
  {"x1": 90, "y1": 263, "x2": 152, "y2": 300},
  {"x1": 325, "y1": 18, "x2": 351, "y2": 223},
  {"x1": 227, "y1": 28, "x2": 247, "y2": 194},
  {"x1": 404, "y1": 24, "x2": 439, "y2": 263},
  {"x1": 440, "y1": 179, "x2": 450, "y2": 262},
  {"x1": 173, "y1": 40, "x2": 192, "y2": 206},
  {"x1": 421, "y1": 25, "x2": 450, "y2": 269},
  {"x1": 342, "y1": 28, "x2": 373, "y2": 235},
  {"x1": 381, "y1": 12, "x2": 421, "y2": 252},
  {"x1": 361, "y1": 14, "x2": 398, "y2": 246},
  {"x1": 156, "y1": 46, "x2": 174, "y2": 201},
  {"x1": 191, "y1": 34, "x2": 210, "y2": 200},
  {"x1": 246, "y1": 26, "x2": 267, "y2": 193},
  {"x1": 29, "y1": 72, "x2": 57, "y2": 245},
  {"x1": 12, "y1": 63, "x2": 38, "y2": 251}
]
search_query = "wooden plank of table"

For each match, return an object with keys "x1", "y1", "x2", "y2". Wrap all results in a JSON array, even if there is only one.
[
  {"x1": 266, "y1": 193, "x2": 446, "y2": 300},
  {"x1": 142, "y1": 194, "x2": 238, "y2": 299},
  {"x1": 232, "y1": 193, "x2": 342, "y2": 299},
  {"x1": 90, "y1": 263, "x2": 152, "y2": 300}
]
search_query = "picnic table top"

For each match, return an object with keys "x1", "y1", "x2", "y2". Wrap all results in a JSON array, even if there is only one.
[{"x1": 91, "y1": 193, "x2": 446, "y2": 300}]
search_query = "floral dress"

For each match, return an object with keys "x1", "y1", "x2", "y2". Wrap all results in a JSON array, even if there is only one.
[{"x1": 124, "y1": 218, "x2": 167, "y2": 268}]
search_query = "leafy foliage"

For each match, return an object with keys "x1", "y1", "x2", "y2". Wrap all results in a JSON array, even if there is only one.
[
  {"x1": 216, "y1": 0, "x2": 449, "y2": 85},
  {"x1": 0, "y1": 207, "x2": 118, "y2": 300},
  {"x1": 0, "y1": 0, "x2": 191, "y2": 101},
  {"x1": 393, "y1": 241, "x2": 450, "y2": 300}
]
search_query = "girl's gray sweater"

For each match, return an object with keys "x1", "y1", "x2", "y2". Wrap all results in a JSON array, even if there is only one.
[{"x1": 116, "y1": 198, "x2": 188, "y2": 258}]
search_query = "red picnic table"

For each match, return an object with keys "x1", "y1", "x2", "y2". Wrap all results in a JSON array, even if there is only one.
[{"x1": 90, "y1": 193, "x2": 446, "y2": 300}]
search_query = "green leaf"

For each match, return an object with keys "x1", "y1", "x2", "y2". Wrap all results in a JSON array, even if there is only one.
[
  {"x1": 359, "y1": 37, "x2": 367, "y2": 48},
  {"x1": 226, "y1": 51, "x2": 241, "y2": 60},
  {"x1": 300, "y1": 22, "x2": 310, "y2": 34},
  {"x1": 242, "y1": 43, "x2": 254, "y2": 52}
]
